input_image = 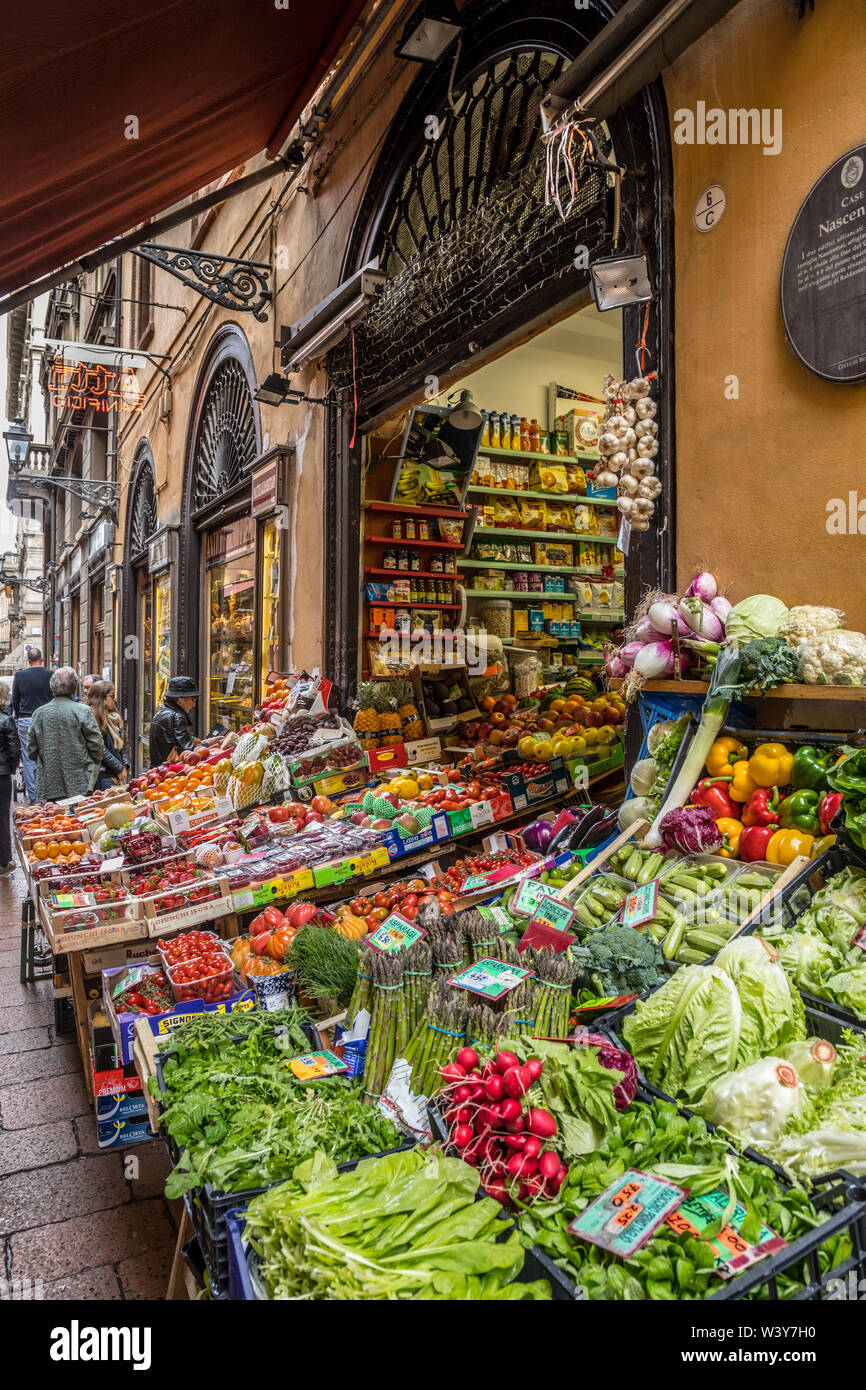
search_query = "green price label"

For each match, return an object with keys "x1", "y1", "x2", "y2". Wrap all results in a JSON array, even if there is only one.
[
  {"x1": 367, "y1": 912, "x2": 427, "y2": 953},
  {"x1": 290, "y1": 1049, "x2": 348, "y2": 1081},
  {"x1": 529, "y1": 893, "x2": 577, "y2": 934},
  {"x1": 621, "y1": 879, "x2": 660, "y2": 929},
  {"x1": 664, "y1": 1189, "x2": 786, "y2": 1278},
  {"x1": 569, "y1": 1168, "x2": 687, "y2": 1258},
  {"x1": 511, "y1": 876, "x2": 548, "y2": 918},
  {"x1": 479, "y1": 903, "x2": 515, "y2": 935},
  {"x1": 451, "y1": 957, "x2": 531, "y2": 1000},
  {"x1": 461, "y1": 873, "x2": 490, "y2": 894}
]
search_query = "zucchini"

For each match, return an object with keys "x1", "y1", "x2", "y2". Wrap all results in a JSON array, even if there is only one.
[{"x1": 677, "y1": 946, "x2": 712, "y2": 964}]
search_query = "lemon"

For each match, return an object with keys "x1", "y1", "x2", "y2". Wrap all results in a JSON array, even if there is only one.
[
  {"x1": 582, "y1": 728, "x2": 599, "y2": 747},
  {"x1": 534, "y1": 740, "x2": 554, "y2": 762}
]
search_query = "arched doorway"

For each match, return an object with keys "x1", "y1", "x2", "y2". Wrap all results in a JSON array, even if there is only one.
[
  {"x1": 179, "y1": 324, "x2": 269, "y2": 735},
  {"x1": 324, "y1": 0, "x2": 673, "y2": 691},
  {"x1": 122, "y1": 444, "x2": 167, "y2": 771}
]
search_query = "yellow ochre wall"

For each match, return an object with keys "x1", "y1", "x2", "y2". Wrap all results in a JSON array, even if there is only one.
[{"x1": 664, "y1": 0, "x2": 866, "y2": 626}]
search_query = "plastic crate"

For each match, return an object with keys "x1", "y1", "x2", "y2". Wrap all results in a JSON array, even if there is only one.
[{"x1": 624, "y1": 689, "x2": 756, "y2": 805}]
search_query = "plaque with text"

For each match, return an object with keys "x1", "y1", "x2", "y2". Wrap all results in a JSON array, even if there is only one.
[{"x1": 781, "y1": 143, "x2": 866, "y2": 382}]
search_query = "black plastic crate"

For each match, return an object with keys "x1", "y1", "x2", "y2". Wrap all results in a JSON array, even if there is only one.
[{"x1": 54, "y1": 995, "x2": 75, "y2": 1035}]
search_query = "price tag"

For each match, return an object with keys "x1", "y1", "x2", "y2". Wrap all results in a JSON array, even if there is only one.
[
  {"x1": 461, "y1": 873, "x2": 490, "y2": 894},
  {"x1": 511, "y1": 876, "x2": 548, "y2": 918},
  {"x1": 56, "y1": 794, "x2": 84, "y2": 807},
  {"x1": 664, "y1": 1189, "x2": 787, "y2": 1279},
  {"x1": 451, "y1": 957, "x2": 531, "y2": 1000},
  {"x1": 225, "y1": 670, "x2": 237, "y2": 696},
  {"x1": 99, "y1": 856, "x2": 125, "y2": 874},
  {"x1": 367, "y1": 912, "x2": 427, "y2": 953},
  {"x1": 469, "y1": 800, "x2": 494, "y2": 828},
  {"x1": 853, "y1": 925, "x2": 866, "y2": 952},
  {"x1": 290, "y1": 1049, "x2": 348, "y2": 1081},
  {"x1": 166, "y1": 809, "x2": 191, "y2": 835},
  {"x1": 214, "y1": 795, "x2": 233, "y2": 820},
  {"x1": 53, "y1": 891, "x2": 93, "y2": 909},
  {"x1": 478, "y1": 904, "x2": 514, "y2": 935},
  {"x1": 530, "y1": 893, "x2": 577, "y2": 934},
  {"x1": 569, "y1": 1168, "x2": 687, "y2": 1258},
  {"x1": 621, "y1": 879, "x2": 660, "y2": 929}
]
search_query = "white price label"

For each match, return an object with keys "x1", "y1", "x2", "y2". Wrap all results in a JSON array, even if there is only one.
[
  {"x1": 167, "y1": 809, "x2": 191, "y2": 835},
  {"x1": 214, "y1": 795, "x2": 233, "y2": 820}
]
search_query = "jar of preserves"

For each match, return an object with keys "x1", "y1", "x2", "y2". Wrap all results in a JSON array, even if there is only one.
[
  {"x1": 383, "y1": 547, "x2": 398, "y2": 570},
  {"x1": 392, "y1": 518, "x2": 403, "y2": 540},
  {"x1": 405, "y1": 516, "x2": 416, "y2": 540}
]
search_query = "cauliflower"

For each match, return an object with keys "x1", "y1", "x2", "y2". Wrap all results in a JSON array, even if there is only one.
[
  {"x1": 799, "y1": 629, "x2": 866, "y2": 685},
  {"x1": 779, "y1": 604, "x2": 844, "y2": 647}
]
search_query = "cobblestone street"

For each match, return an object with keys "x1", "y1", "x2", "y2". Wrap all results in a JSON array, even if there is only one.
[{"x1": 0, "y1": 866, "x2": 181, "y2": 1300}]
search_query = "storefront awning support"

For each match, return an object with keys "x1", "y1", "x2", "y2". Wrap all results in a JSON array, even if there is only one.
[{"x1": 131, "y1": 245, "x2": 272, "y2": 322}]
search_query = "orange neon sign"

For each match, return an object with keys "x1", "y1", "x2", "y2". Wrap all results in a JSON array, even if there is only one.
[{"x1": 49, "y1": 355, "x2": 146, "y2": 415}]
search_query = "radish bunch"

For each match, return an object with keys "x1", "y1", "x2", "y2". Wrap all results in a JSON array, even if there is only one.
[{"x1": 439, "y1": 1047, "x2": 568, "y2": 1206}]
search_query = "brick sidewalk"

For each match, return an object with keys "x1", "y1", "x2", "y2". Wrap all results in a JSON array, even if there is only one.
[{"x1": 0, "y1": 866, "x2": 182, "y2": 1300}]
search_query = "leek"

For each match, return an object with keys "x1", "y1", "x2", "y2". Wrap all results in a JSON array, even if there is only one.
[{"x1": 643, "y1": 644, "x2": 742, "y2": 847}]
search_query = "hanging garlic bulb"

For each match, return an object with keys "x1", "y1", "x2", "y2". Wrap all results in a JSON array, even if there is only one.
[
  {"x1": 593, "y1": 468, "x2": 619, "y2": 488},
  {"x1": 616, "y1": 495, "x2": 635, "y2": 517},
  {"x1": 635, "y1": 418, "x2": 658, "y2": 438},
  {"x1": 618, "y1": 473, "x2": 639, "y2": 496},
  {"x1": 598, "y1": 431, "x2": 620, "y2": 455},
  {"x1": 637, "y1": 436, "x2": 659, "y2": 458},
  {"x1": 634, "y1": 397, "x2": 657, "y2": 419},
  {"x1": 609, "y1": 451, "x2": 629, "y2": 471},
  {"x1": 632, "y1": 497, "x2": 654, "y2": 519},
  {"x1": 620, "y1": 427, "x2": 637, "y2": 448},
  {"x1": 622, "y1": 404, "x2": 637, "y2": 425},
  {"x1": 637, "y1": 476, "x2": 662, "y2": 499},
  {"x1": 629, "y1": 456, "x2": 655, "y2": 479}
]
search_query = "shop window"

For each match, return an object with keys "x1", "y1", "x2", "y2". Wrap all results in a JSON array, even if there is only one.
[{"x1": 205, "y1": 517, "x2": 255, "y2": 733}]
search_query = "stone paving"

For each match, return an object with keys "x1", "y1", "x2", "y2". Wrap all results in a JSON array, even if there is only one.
[{"x1": 0, "y1": 865, "x2": 182, "y2": 1300}]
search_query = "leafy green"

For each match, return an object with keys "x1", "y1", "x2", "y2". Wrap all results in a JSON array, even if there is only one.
[
  {"x1": 762, "y1": 866, "x2": 866, "y2": 1020},
  {"x1": 713, "y1": 637, "x2": 800, "y2": 698},
  {"x1": 287, "y1": 924, "x2": 361, "y2": 1008},
  {"x1": 152, "y1": 1022, "x2": 400, "y2": 1197},
  {"x1": 159, "y1": 1005, "x2": 313, "y2": 1056},
  {"x1": 244, "y1": 1148, "x2": 551, "y2": 1300},
  {"x1": 519, "y1": 1099, "x2": 848, "y2": 1300},
  {"x1": 646, "y1": 714, "x2": 690, "y2": 817},
  {"x1": 503, "y1": 1037, "x2": 623, "y2": 1157},
  {"x1": 622, "y1": 938, "x2": 804, "y2": 1102}
]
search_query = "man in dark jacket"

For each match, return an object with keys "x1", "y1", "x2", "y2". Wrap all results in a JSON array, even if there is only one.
[
  {"x1": 0, "y1": 707, "x2": 21, "y2": 873},
  {"x1": 11, "y1": 647, "x2": 52, "y2": 801},
  {"x1": 148, "y1": 675, "x2": 200, "y2": 768}
]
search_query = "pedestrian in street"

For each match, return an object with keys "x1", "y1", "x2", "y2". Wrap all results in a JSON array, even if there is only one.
[
  {"x1": 82, "y1": 672, "x2": 99, "y2": 700},
  {"x1": 86, "y1": 679, "x2": 128, "y2": 790},
  {"x1": 27, "y1": 666, "x2": 104, "y2": 802},
  {"x1": 0, "y1": 679, "x2": 10, "y2": 716},
  {"x1": 0, "y1": 701, "x2": 21, "y2": 874},
  {"x1": 11, "y1": 646, "x2": 52, "y2": 801},
  {"x1": 148, "y1": 675, "x2": 200, "y2": 768}
]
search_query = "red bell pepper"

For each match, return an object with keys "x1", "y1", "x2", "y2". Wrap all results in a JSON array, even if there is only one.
[
  {"x1": 741, "y1": 787, "x2": 780, "y2": 827},
  {"x1": 691, "y1": 778, "x2": 736, "y2": 819},
  {"x1": 739, "y1": 825, "x2": 776, "y2": 862},
  {"x1": 818, "y1": 791, "x2": 843, "y2": 836}
]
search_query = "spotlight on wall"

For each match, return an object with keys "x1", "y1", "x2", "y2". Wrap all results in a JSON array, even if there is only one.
[
  {"x1": 394, "y1": 0, "x2": 463, "y2": 63},
  {"x1": 253, "y1": 373, "x2": 306, "y2": 407},
  {"x1": 447, "y1": 389, "x2": 482, "y2": 430},
  {"x1": 588, "y1": 253, "x2": 653, "y2": 312}
]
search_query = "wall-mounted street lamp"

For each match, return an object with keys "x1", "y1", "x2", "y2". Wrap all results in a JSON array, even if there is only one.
[
  {"x1": 3, "y1": 418, "x2": 32, "y2": 473},
  {"x1": 395, "y1": 0, "x2": 463, "y2": 63}
]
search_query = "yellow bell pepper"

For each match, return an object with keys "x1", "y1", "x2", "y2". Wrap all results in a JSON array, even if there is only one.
[
  {"x1": 715, "y1": 817, "x2": 743, "y2": 858},
  {"x1": 748, "y1": 742, "x2": 794, "y2": 789},
  {"x1": 705, "y1": 737, "x2": 747, "y2": 777},
  {"x1": 766, "y1": 828, "x2": 814, "y2": 865},
  {"x1": 728, "y1": 761, "x2": 757, "y2": 803}
]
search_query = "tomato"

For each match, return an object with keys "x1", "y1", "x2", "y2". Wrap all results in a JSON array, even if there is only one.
[
  {"x1": 373, "y1": 892, "x2": 389, "y2": 910},
  {"x1": 284, "y1": 802, "x2": 306, "y2": 819},
  {"x1": 401, "y1": 894, "x2": 419, "y2": 912},
  {"x1": 364, "y1": 915, "x2": 379, "y2": 934},
  {"x1": 349, "y1": 897, "x2": 368, "y2": 915},
  {"x1": 406, "y1": 879, "x2": 426, "y2": 894},
  {"x1": 310, "y1": 795, "x2": 333, "y2": 814},
  {"x1": 268, "y1": 806, "x2": 290, "y2": 823},
  {"x1": 370, "y1": 907, "x2": 388, "y2": 923}
]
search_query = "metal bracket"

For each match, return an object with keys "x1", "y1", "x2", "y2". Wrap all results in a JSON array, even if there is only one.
[
  {"x1": 0, "y1": 572, "x2": 51, "y2": 596},
  {"x1": 133, "y1": 245, "x2": 271, "y2": 321},
  {"x1": 22, "y1": 474, "x2": 118, "y2": 524}
]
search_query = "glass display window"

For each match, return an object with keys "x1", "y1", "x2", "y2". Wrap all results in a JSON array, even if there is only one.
[
  {"x1": 258, "y1": 516, "x2": 282, "y2": 701},
  {"x1": 205, "y1": 516, "x2": 255, "y2": 733}
]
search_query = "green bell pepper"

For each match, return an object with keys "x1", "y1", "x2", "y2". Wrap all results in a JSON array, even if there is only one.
[
  {"x1": 790, "y1": 745, "x2": 833, "y2": 792},
  {"x1": 779, "y1": 788, "x2": 820, "y2": 833}
]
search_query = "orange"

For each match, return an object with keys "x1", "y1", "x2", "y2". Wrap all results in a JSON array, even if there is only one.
[
  {"x1": 72, "y1": 841, "x2": 86, "y2": 855},
  {"x1": 47, "y1": 841, "x2": 60, "y2": 858},
  {"x1": 58, "y1": 840, "x2": 72, "y2": 856},
  {"x1": 33, "y1": 841, "x2": 48, "y2": 860}
]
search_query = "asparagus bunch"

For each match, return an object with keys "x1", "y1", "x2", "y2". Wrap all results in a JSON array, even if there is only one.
[
  {"x1": 529, "y1": 948, "x2": 580, "y2": 1039},
  {"x1": 464, "y1": 913, "x2": 499, "y2": 962},
  {"x1": 361, "y1": 951, "x2": 406, "y2": 1106},
  {"x1": 497, "y1": 981, "x2": 537, "y2": 1040},
  {"x1": 430, "y1": 927, "x2": 463, "y2": 980},
  {"x1": 403, "y1": 939, "x2": 432, "y2": 1034},
  {"x1": 346, "y1": 946, "x2": 373, "y2": 1025},
  {"x1": 414, "y1": 988, "x2": 467, "y2": 1099}
]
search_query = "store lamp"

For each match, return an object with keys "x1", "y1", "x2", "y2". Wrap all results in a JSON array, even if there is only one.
[
  {"x1": 254, "y1": 373, "x2": 306, "y2": 407},
  {"x1": 394, "y1": 0, "x2": 463, "y2": 63},
  {"x1": 420, "y1": 437, "x2": 456, "y2": 468},
  {"x1": 3, "y1": 418, "x2": 32, "y2": 474},
  {"x1": 447, "y1": 389, "x2": 482, "y2": 430},
  {"x1": 588, "y1": 253, "x2": 653, "y2": 312}
]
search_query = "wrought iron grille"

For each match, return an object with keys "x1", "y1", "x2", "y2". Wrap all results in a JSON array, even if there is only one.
[
  {"x1": 330, "y1": 47, "x2": 615, "y2": 407},
  {"x1": 191, "y1": 359, "x2": 257, "y2": 513},
  {"x1": 128, "y1": 461, "x2": 158, "y2": 559}
]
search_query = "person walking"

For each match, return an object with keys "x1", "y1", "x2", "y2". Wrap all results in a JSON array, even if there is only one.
[
  {"x1": 86, "y1": 680, "x2": 128, "y2": 790},
  {"x1": 27, "y1": 667, "x2": 104, "y2": 802},
  {"x1": 0, "y1": 679, "x2": 11, "y2": 716},
  {"x1": 0, "y1": 702, "x2": 21, "y2": 874},
  {"x1": 11, "y1": 647, "x2": 52, "y2": 801},
  {"x1": 148, "y1": 675, "x2": 200, "y2": 767}
]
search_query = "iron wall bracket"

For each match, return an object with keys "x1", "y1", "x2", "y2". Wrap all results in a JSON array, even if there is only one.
[{"x1": 133, "y1": 245, "x2": 271, "y2": 321}]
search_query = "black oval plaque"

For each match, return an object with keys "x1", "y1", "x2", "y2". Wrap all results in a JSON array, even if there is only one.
[{"x1": 780, "y1": 143, "x2": 866, "y2": 383}]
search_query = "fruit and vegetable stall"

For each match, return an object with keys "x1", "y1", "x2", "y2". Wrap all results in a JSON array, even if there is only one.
[{"x1": 15, "y1": 585, "x2": 866, "y2": 1301}]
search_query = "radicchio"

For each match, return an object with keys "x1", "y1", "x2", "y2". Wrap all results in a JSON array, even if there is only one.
[{"x1": 658, "y1": 804, "x2": 723, "y2": 854}]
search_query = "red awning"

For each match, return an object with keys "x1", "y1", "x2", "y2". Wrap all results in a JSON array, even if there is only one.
[{"x1": 0, "y1": 0, "x2": 367, "y2": 298}]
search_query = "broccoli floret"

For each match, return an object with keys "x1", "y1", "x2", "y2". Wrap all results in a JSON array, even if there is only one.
[{"x1": 572, "y1": 923, "x2": 665, "y2": 998}]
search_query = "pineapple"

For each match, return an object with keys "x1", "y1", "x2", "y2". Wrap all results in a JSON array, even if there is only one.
[
  {"x1": 377, "y1": 694, "x2": 403, "y2": 746},
  {"x1": 354, "y1": 680, "x2": 382, "y2": 747},
  {"x1": 391, "y1": 678, "x2": 423, "y2": 738}
]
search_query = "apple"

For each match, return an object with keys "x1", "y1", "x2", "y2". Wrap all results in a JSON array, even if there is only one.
[
  {"x1": 490, "y1": 711, "x2": 506, "y2": 726},
  {"x1": 350, "y1": 811, "x2": 368, "y2": 825},
  {"x1": 371, "y1": 818, "x2": 392, "y2": 830}
]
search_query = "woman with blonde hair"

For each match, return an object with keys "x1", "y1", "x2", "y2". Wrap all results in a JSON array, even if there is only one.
[{"x1": 86, "y1": 680, "x2": 128, "y2": 790}]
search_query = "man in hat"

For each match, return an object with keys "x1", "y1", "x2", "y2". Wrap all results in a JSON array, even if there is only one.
[{"x1": 148, "y1": 675, "x2": 201, "y2": 768}]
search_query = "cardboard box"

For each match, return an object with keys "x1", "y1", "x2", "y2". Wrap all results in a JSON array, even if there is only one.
[
  {"x1": 96, "y1": 1115, "x2": 158, "y2": 1150},
  {"x1": 381, "y1": 811, "x2": 450, "y2": 860},
  {"x1": 366, "y1": 743, "x2": 408, "y2": 774},
  {"x1": 140, "y1": 876, "x2": 234, "y2": 939},
  {"x1": 82, "y1": 940, "x2": 160, "y2": 974},
  {"x1": 103, "y1": 965, "x2": 256, "y2": 1065},
  {"x1": 446, "y1": 791, "x2": 512, "y2": 836},
  {"x1": 405, "y1": 736, "x2": 442, "y2": 765},
  {"x1": 500, "y1": 755, "x2": 571, "y2": 812}
]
